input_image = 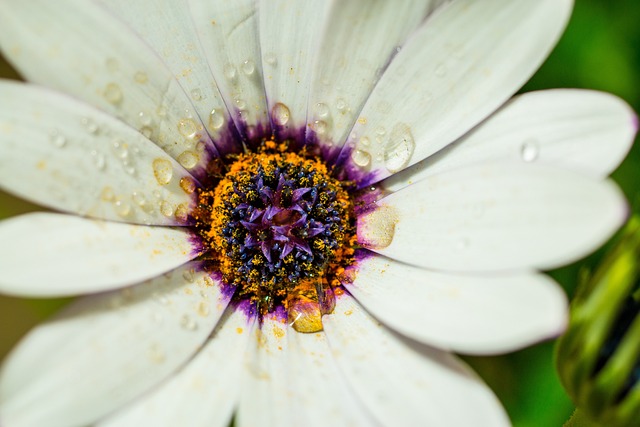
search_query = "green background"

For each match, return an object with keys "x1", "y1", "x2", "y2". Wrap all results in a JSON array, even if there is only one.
[{"x1": 0, "y1": 1, "x2": 638, "y2": 425}]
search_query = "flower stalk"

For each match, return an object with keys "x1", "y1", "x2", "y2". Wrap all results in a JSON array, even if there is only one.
[{"x1": 557, "y1": 216, "x2": 640, "y2": 426}]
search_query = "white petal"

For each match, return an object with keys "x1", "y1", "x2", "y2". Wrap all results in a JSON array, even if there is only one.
[
  {"x1": 283, "y1": 330, "x2": 379, "y2": 426},
  {"x1": 306, "y1": 0, "x2": 441, "y2": 150},
  {"x1": 100, "y1": 0, "x2": 239, "y2": 154},
  {"x1": 322, "y1": 295, "x2": 510, "y2": 426},
  {"x1": 347, "y1": 255, "x2": 568, "y2": 354},
  {"x1": 0, "y1": 213, "x2": 199, "y2": 297},
  {"x1": 0, "y1": 81, "x2": 197, "y2": 226},
  {"x1": 259, "y1": 0, "x2": 331, "y2": 135},
  {"x1": 341, "y1": 0, "x2": 573, "y2": 185},
  {"x1": 0, "y1": 0, "x2": 216, "y2": 171},
  {"x1": 99, "y1": 306, "x2": 252, "y2": 427},
  {"x1": 384, "y1": 89, "x2": 638, "y2": 192},
  {"x1": 189, "y1": 0, "x2": 269, "y2": 139},
  {"x1": 237, "y1": 315, "x2": 377, "y2": 427},
  {"x1": 360, "y1": 162, "x2": 626, "y2": 271},
  {"x1": 0, "y1": 263, "x2": 230, "y2": 427},
  {"x1": 236, "y1": 314, "x2": 290, "y2": 427}
]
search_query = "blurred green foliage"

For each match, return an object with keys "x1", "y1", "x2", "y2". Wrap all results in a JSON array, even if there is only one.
[{"x1": 0, "y1": 1, "x2": 638, "y2": 425}]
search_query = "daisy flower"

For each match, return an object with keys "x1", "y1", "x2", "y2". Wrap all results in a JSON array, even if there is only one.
[{"x1": 0, "y1": 0, "x2": 636, "y2": 426}]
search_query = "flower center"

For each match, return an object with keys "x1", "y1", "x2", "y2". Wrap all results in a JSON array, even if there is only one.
[{"x1": 193, "y1": 140, "x2": 357, "y2": 332}]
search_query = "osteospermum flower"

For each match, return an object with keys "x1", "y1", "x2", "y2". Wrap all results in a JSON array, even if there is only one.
[{"x1": 0, "y1": 0, "x2": 636, "y2": 425}]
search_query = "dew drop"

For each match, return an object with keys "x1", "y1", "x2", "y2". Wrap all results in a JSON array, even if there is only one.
[
  {"x1": 134, "y1": 71, "x2": 148, "y2": 84},
  {"x1": 154, "y1": 293, "x2": 169, "y2": 305},
  {"x1": 315, "y1": 102, "x2": 329, "y2": 118},
  {"x1": 49, "y1": 130, "x2": 67, "y2": 148},
  {"x1": 178, "y1": 151, "x2": 200, "y2": 169},
  {"x1": 179, "y1": 176, "x2": 196, "y2": 194},
  {"x1": 336, "y1": 98, "x2": 347, "y2": 111},
  {"x1": 180, "y1": 314, "x2": 198, "y2": 331},
  {"x1": 190, "y1": 88, "x2": 203, "y2": 101},
  {"x1": 271, "y1": 103, "x2": 290, "y2": 126},
  {"x1": 177, "y1": 118, "x2": 198, "y2": 138},
  {"x1": 197, "y1": 300, "x2": 210, "y2": 317},
  {"x1": 81, "y1": 118, "x2": 99, "y2": 134},
  {"x1": 264, "y1": 52, "x2": 278, "y2": 66},
  {"x1": 152, "y1": 158, "x2": 173, "y2": 185},
  {"x1": 160, "y1": 200, "x2": 174, "y2": 217},
  {"x1": 223, "y1": 63, "x2": 237, "y2": 82},
  {"x1": 375, "y1": 126, "x2": 386, "y2": 136},
  {"x1": 357, "y1": 205, "x2": 398, "y2": 249},
  {"x1": 182, "y1": 268, "x2": 195, "y2": 283},
  {"x1": 114, "y1": 198, "x2": 131, "y2": 217},
  {"x1": 520, "y1": 139, "x2": 539, "y2": 163},
  {"x1": 138, "y1": 111, "x2": 152, "y2": 126},
  {"x1": 241, "y1": 59, "x2": 255, "y2": 75},
  {"x1": 101, "y1": 186, "x2": 115, "y2": 202},
  {"x1": 235, "y1": 98, "x2": 247, "y2": 110},
  {"x1": 351, "y1": 149, "x2": 372, "y2": 167},
  {"x1": 148, "y1": 344, "x2": 166, "y2": 364},
  {"x1": 104, "y1": 82, "x2": 123, "y2": 105},
  {"x1": 156, "y1": 105, "x2": 168, "y2": 117},
  {"x1": 140, "y1": 126, "x2": 153, "y2": 139},
  {"x1": 209, "y1": 108, "x2": 225, "y2": 130},
  {"x1": 311, "y1": 120, "x2": 327, "y2": 135},
  {"x1": 359, "y1": 136, "x2": 371, "y2": 147},
  {"x1": 91, "y1": 150, "x2": 106, "y2": 170},
  {"x1": 384, "y1": 123, "x2": 415, "y2": 172},
  {"x1": 174, "y1": 203, "x2": 190, "y2": 222}
]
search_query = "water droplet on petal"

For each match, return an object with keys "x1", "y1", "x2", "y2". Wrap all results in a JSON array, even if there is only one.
[
  {"x1": 197, "y1": 300, "x2": 210, "y2": 317},
  {"x1": 315, "y1": 102, "x2": 329, "y2": 118},
  {"x1": 520, "y1": 139, "x2": 539, "y2": 162},
  {"x1": 223, "y1": 63, "x2": 237, "y2": 82},
  {"x1": 190, "y1": 88, "x2": 203, "y2": 101},
  {"x1": 241, "y1": 59, "x2": 255, "y2": 75},
  {"x1": 180, "y1": 314, "x2": 198, "y2": 331},
  {"x1": 359, "y1": 136, "x2": 371, "y2": 147},
  {"x1": 134, "y1": 71, "x2": 148, "y2": 84},
  {"x1": 160, "y1": 200, "x2": 174, "y2": 217},
  {"x1": 174, "y1": 203, "x2": 189, "y2": 222},
  {"x1": 114, "y1": 198, "x2": 131, "y2": 217},
  {"x1": 271, "y1": 103, "x2": 290, "y2": 126},
  {"x1": 101, "y1": 186, "x2": 115, "y2": 202},
  {"x1": 311, "y1": 120, "x2": 327, "y2": 135},
  {"x1": 49, "y1": 130, "x2": 67, "y2": 148},
  {"x1": 177, "y1": 118, "x2": 198, "y2": 138},
  {"x1": 81, "y1": 118, "x2": 99, "y2": 134},
  {"x1": 178, "y1": 151, "x2": 200, "y2": 169},
  {"x1": 357, "y1": 205, "x2": 398, "y2": 249},
  {"x1": 91, "y1": 150, "x2": 106, "y2": 170},
  {"x1": 179, "y1": 176, "x2": 196, "y2": 194},
  {"x1": 384, "y1": 123, "x2": 415, "y2": 173},
  {"x1": 264, "y1": 52, "x2": 278, "y2": 66},
  {"x1": 209, "y1": 108, "x2": 225, "y2": 130},
  {"x1": 351, "y1": 149, "x2": 371, "y2": 167},
  {"x1": 152, "y1": 158, "x2": 173, "y2": 185},
  {"x1": 182, "y1": 268, "x2": 195, "y2": 283},
  {"x1": 148, "y1": 344, "x2": 166, "y2": 363},
  {"x1": 336, "y1": 98, "x2": 347, "y2": 111},
  {"x1": 104, "y1": 82, "x2": 123, "y2": 105}
]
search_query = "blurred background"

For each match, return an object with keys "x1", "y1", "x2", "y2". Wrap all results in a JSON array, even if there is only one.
[{"x1": 0, "y1": 1, "x2": 638, "y2": 425}]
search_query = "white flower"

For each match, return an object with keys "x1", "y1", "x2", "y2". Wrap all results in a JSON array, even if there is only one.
[{"x1": 0, "y1": 0, "x2": 635, "y2": 426}]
